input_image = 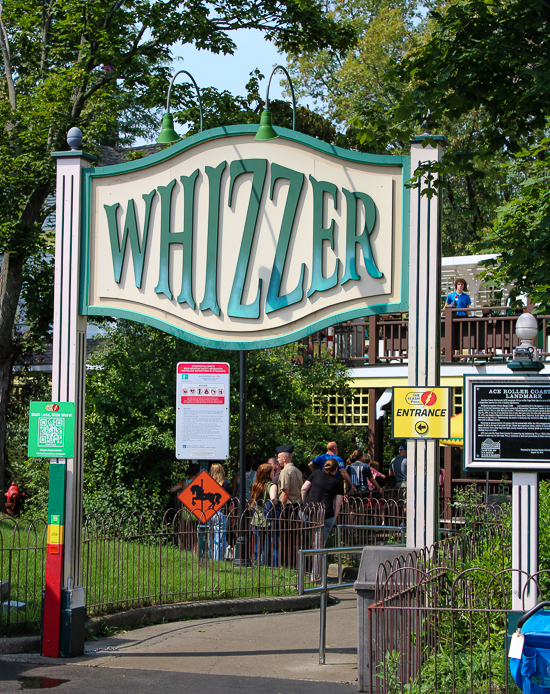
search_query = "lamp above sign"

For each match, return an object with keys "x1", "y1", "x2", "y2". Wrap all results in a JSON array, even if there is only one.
[{"x1": 81, "y1": 125, "x2": 410, "y2": 349}]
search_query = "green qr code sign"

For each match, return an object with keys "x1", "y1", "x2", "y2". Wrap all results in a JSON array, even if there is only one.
[{"x1": 28, "y1": 402, "x2": 75, "y2": 458}]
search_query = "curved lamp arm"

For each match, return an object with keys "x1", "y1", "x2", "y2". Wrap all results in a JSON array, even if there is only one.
[
  {"x1": 265, "y1": 65, "x2": 296, "y2": 131},
  {"x1": 167, "y1": 69, "x2": 204, "y2": 132}
]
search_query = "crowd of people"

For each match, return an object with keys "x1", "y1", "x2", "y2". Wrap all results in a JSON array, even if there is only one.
[{"x1": 171, "y1": 440, "x2": 409, "y2": 562}]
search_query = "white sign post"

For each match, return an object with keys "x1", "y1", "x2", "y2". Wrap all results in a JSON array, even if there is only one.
[
  {"x1": 464, "y1": 374, "x2": 550, "y2": 610},
  {"x1": 176, "y1": 362, "x2": 230, "y2": 460},
  {"x1": 48, "y1": 123, "x2": 413, "y2": 657}
]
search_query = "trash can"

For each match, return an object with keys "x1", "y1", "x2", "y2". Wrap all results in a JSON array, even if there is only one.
[{"x1": 510, "y1": 601, "x2": 550, "y2": 693}]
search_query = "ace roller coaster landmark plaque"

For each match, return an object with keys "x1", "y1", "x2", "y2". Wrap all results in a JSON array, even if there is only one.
[{"x1": 464, "y1": 375, "x2": 550, "y2": 471}]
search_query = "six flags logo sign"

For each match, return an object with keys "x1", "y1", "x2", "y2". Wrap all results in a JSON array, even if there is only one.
[
  {"x1": 405, "y1": 390, "x2": 438, "y2": 407},
  {"x1": 393, "y1": 387, "x2": 450, "y2": 439}
]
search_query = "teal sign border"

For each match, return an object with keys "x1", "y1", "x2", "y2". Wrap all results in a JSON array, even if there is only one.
[{"x1": 80, "y1": 124, "x2": 411, "y2": 350}]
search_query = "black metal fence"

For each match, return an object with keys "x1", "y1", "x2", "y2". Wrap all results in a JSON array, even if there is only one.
[
  {"x1": 364, "y1": 523, "x2": 532, "y2": 694},
  {"x1": 0, "y1": 517, "x2": 46, "y2": 636},
  {"x1": 81, "y1": 501, "x2": 325, "y2": 615},
  {"x1": 0, "y1": 497, "x2": 507, "y2": 636}
]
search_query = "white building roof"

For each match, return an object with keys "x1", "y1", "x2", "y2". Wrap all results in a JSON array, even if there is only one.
[{"x1": 441, "y1": 254, "x2": 512, "y2": 307}]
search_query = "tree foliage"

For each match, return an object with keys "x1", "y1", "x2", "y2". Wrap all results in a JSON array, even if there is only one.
[
  {"x1": 394, "y1": 0, "x2": 550, "y2": 156},
  {"x1": 478, "y1": 133, "x2": 550, "y2": 312},
  {"x1": 0, "y1": 0, "x2": 355, "y2": 505},
  {"x1": 383, "y1": 0, "x2": 550, "y2": 287},
  {"x1": 283, "y1": 0, "x2": 523, "y2": 255},
  {"x1": 83, "y1": 321, "x2": 354, "y2": 515}
]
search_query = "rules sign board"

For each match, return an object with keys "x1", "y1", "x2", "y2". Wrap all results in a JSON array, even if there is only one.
[
  {"x1": 176, "y1": 362, "x2": 230, "y2": 460},
  {"x1": 392, "y1": 387, "x2": 451, "y2": 439},
  {"x1": 464, "y1": 375, "x2": 550, "y2": 470}
]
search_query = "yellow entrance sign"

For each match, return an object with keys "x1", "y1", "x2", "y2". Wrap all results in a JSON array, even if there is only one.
[{"x1": 392, "y1": 387, "x2": 451, "y2": 439}]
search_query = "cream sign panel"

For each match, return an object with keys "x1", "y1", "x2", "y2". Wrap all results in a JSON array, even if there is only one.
[{"x1": 83, "y1": 126, "x2": 409, "y2": 348}]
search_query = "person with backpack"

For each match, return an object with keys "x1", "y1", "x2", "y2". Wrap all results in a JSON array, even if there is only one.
[
  {"x1": 345, "y1": 449, "x2": 382, "y2": 498},
  {"x1": 249, "y1": 463, "x2": 279, "y2": 565},
  {"x1": 389, "y1": 444, "x2": 408, "y2": 497}
]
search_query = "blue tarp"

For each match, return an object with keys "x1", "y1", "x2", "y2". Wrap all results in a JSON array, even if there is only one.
[{"x1": 511, "y1": 611, "x2": 550, "y2": 693}]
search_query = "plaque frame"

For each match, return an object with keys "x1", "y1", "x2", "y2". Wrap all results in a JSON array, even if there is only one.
[{"x1": 464, "y1": 374, "x2": 550, "y2": 471}]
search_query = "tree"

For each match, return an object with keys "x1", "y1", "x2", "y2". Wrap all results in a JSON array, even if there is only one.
[
  {"x1": 284, "y1": 0, "x2": 524, "y2": 255},
  {"x1": 0, "y1": 0, "x2": 354, "y2": 507},
  {"x1": 83, "y1": 321, "x2": 353, "y2": 516},
  {"x1": 378, "y1": 0, "x2": 550, "y2": 281},
  {"x1": 478, "y1": 133, "x2": 550, "y2": 312},
  {"x1": 286, "y1": 0, "x2": 422, "y2": 154},
  {"x1": 393, "y1": 0, "x2": 550, "y2": 156}
]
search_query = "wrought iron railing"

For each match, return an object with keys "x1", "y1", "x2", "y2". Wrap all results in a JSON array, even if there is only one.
[
  {"x1": 304, "y1": 307, "x2": 550, "y2": 365},
  {"x1": 364, "y1": 521, "x2": 531, "y2": 693},
  {"x1": 0, "y1": 496, "x2": 507, "y2": 635},
  {"x1": 0, "y1": 517, "x2": 46, "y2": 636}
]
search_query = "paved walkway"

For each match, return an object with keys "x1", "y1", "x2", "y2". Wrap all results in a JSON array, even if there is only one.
[{"x1": 0, "y1": 588, "x2": 358, "y2": 693}]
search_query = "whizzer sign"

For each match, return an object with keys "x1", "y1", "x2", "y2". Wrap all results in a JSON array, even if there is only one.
[{"x1": 81, "y1": 125, "x2": 409, "y2": 348}]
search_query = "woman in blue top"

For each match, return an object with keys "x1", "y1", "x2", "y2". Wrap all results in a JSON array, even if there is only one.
[{"x1": 446, "y1": 278, "x2": 471, "y2": 316}]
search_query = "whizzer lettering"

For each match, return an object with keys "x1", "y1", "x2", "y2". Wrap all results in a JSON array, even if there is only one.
[{"x1": 104, "y1": 158, "x2": 383, "y2": 319}]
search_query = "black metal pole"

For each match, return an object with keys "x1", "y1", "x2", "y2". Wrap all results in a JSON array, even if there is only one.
[{"x1": 234, "y1": 350, "x2": 248, "y2": 566}]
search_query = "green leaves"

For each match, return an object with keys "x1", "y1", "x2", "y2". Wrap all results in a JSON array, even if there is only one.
[
  {"x1": 477, "y1": 127, "x2": 550, "y2": 312},
  {"x1": 83, "y1": 322, "x2": 353, "y2": 515}
]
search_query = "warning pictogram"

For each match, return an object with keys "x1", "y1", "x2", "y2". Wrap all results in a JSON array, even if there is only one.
[{"x1": 177, "y1": 470, "x2": 231, "y2": 522}]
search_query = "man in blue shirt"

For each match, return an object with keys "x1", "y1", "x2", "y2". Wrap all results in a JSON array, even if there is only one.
[
  {"x1": 308, "y1": 441, "x2": 356, "y2": 492},
  {"x1": 445, "y1": 278, "x2": 471, "y2": 316}
]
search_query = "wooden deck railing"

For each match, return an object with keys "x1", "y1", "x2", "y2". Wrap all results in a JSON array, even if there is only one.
[{"x1": 304, "y1": 307, "x2": 550, "y2": 365}]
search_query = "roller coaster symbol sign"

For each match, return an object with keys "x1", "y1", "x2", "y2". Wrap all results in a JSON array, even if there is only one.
[{"x1": 178, "y1": 471, "x2": 231, "y2": 522}]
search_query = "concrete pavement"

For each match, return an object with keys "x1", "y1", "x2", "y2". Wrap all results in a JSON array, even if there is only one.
[{"x1": 0, "y1": 588, "x2": 358, "y2": 693}]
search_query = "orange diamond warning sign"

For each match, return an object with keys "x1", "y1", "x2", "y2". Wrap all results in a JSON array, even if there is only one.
[{"x1": 178, "y1": 470, "x2": 231, "y2": 522}]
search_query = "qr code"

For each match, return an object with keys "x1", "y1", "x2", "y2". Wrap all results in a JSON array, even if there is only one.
[{"x1": 38, "y1": 417, "x2": 64, "y2": 446}]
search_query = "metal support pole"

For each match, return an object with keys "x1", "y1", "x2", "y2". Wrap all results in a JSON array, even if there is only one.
[
  {"x1": 407, "y1": 135, "x2": 446, "y2": 549},
  {"x1": 512, "y1": 472, "x2": 539, "y2": 610},
  {"x1": 319, "y1": 553, "x2": 327, "y2": 665},
  {"x1": 234, "y1": 350, "x2": 249, "y2": 566},
  {"x1": 337, "y1": 525, "x2": 343, "y2": 584}
]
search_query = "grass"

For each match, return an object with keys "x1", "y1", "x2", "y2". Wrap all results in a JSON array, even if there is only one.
[
  {"x1": 82, "y1": 534, "x2": 303, "y2": 616},
  {"x1": 0, "y1": 517, "x2": 46, "y2": 635},
  {"x1": 2, "y1": 517, "x2": 309, "y2": 634}
]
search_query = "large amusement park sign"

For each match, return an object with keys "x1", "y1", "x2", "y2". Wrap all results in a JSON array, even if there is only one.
[{"x1": 80, "y1": 125, "x2": 410, "y2": 348}]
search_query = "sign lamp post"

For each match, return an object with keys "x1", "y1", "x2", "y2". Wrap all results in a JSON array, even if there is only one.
[
  {"x1": 44, "y1": 64, "x2": 419, "y2": 653},
  {"x1": 464, "y1": 312, "x2": 547, "y2": 611},
  {"x1": 157, "y1": 69, "x2": 204, "y2": 144},
  {"x1": 508, "y1": 313, "x2": 544, "y2": 610},
  {"x1": 254, "y1": 64, "x2": 297, "y2": 141}
]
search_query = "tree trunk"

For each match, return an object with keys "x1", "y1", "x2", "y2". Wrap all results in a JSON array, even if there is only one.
[{"x1": 0, "y1": 252, "x2": 25, "y2": 510}]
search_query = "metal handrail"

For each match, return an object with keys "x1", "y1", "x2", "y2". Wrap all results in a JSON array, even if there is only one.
[{"x1": 298, "y1": 544, "x2": 404, "y2": 665}]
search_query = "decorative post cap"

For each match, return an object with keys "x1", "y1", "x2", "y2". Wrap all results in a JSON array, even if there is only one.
[
  {"x1": 67, "y1": 127, "x2": 83, "y2": 150},
  {"x1": 508, "y1": 311, "x2": 544, "y2": 372}
]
